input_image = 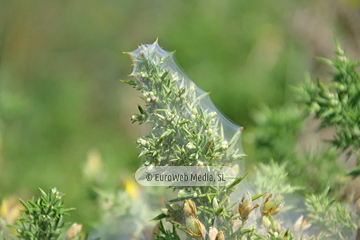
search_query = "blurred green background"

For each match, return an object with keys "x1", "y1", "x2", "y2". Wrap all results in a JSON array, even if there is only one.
[{"x1": 0, "y1": 0, "x2": 359, "y2": 227}]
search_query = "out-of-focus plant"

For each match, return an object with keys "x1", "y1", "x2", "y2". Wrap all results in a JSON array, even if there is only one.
[
  {"x1": 251, "y1": 160, "x2": 301, "y2": 196},
  {"x1": 252, "y1": 105, "x2": 305, "y2": 163},
  {"x1": 0, "y1": 196, "x2": 23, "y2": 239},
  {"x1": 88, "y1": 182, "x2": 158, "y2": 240},
  {"x1": 290, "y1": 148, "x2": 345, "y2": 194},
  {"x1": 78, "y1": 146, "x2": 165, "y2": 240},
  {"x1": 305, "y1": 188, "x2": 357, "y2": 240},
  {"x1": 13, "y1": 188, "x2": 76, "y2": 240},
  {"x1": 252, "y1": 40, "x2": 360, "y2": 238},
  {"x1": 295, "y1": 39, "x2": 360, "y2": 176},
  {"x1": 251, "y1": 105, "x2": 345, "y2": 194}
]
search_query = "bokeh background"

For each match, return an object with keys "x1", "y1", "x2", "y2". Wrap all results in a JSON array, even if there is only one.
[{"x1": 0, "y1": 0, "x2": 359, "y2": 229}]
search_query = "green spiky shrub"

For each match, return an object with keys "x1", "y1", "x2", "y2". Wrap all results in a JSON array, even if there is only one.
[
  {"x1": 14, "y1": 188, "x2": 74, "y2": 240},
  {"x1": 123, "y1": 40, "x2": 359, "y2": 240},
  {"x1": 295, "y1": 39, "x2": 360, "y2": 176}
]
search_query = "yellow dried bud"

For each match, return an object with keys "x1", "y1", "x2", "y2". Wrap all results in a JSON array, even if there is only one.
[
  {"x1": 260, "y1": 194, "x2": 284, "y2": 216},
  {"x1": 294, "y1": 215, "x2": 311, "y2": 232},
  {"x1": 216, "y1": 230, "x2": 225, "y2": 240},
  {"x1": 66, "y1": 223, "x2": 82, "y2": 240},
  {"x1": 184, "y1": 199, "x2": 197, "y2": 217},
  {"x1": 186, "y1": 216, "x2": 206, "y2": 239},
  {"x1": 238, "y1": 191, "x2": 259, "y2": 220}
]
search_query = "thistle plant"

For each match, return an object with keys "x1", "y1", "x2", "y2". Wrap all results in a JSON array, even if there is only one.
[{"x1": 123, "y1": 41, "x2": 293, "y2": 239}]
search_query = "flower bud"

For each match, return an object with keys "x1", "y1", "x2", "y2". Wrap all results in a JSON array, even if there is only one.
[
  {"x1": 136, "y1": 138, "x2": 147, "y2": 146},
  {"x1": 186, "y1": 216, "x2": 206, "y2": 239},
  {"x1": 275, "y1": 223, "x2": 281, "y2": 231},
  {"x1": 161, "y1": 208, "x2": 169, "y2": 215},
  {"x1": 178, "y1": 189, "x2": 187, "y2": 198},
  {"x1": 216, "y1": 231, "x2": 225, "y2": 240},
  {"x1": 212, "y1": 197, "x2": 218, "y2": 210},
  {"x1": 238, "y1": 191, "x2": 259, "y2": 220},
  {"x1": 66, "y1": 223, "x2": 82, "y2": 240},
  {"x1": 262, "y1": 216, "x2": 271, "y2": 229},
  {"x1": 197, "y1": 161, "x2": 204, "y2": 166},
  {"x1": 208, "y1": 227, "x2": 218, "y2": 240},
  {"x1": 220, "y1": 141, "x2": 228, "y2": 150},
  {"x1": 184, "y1": 199, "x2": 197, "y2": 217},
  {"x1": 310, "y1": 102, "x2": 321, "y2": 112},
  {"x1": 330, "y1": 98, "x2": 338, "y2": 106},
  {"x1": 131, "y1": 114, "x2": 143, "y2": 122},
  {"x1": 260, "y1": 194, "x2": 284, "y2": 216},
  {"x1": 339, "y1": 56, "x2": 347, "y2": 62},
  {"x1": 186, "y1": 142, "x2": 196, "y2": 149},
  {"x1": 209, "y1": 112, "x2": 217, "y2": 118}
]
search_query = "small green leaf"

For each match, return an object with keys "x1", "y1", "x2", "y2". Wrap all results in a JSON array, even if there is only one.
[
  {"x1": 226, "y1": 173, "x2": 248, "y2": 190},
  {"x1": 252, "y1": 192, "x2": 266, "y2": 201},
  {"x1": 150, "y1": 213, "x2": 169, "y2": 222},
  {"x1": 120, "y1": 79, "x2": 137, "y2": 86}
]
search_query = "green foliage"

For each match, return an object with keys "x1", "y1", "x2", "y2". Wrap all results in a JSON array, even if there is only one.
[
  {"x1": 251, "y1": 104, "x2": 344, "y2": 194},
  {"x1": 125, "y1": 42, "x2": 296, "y2": 240},
  {"x1": 124, "y1": 47, "x2": 244, "y2": 167},
  {"x1": 153, "y1": 221, "x2": 181, "y2": 240},
  {"x1": 14, "y1": 188, "x2": 73, "y2": 240},
  {"x1": 88, "y1": 188, "x2": 158, "y2": 240},
  {"x1": 252, "y1": 105, "x2": 305, "y2": 162},
  {"x1": 251, "y1": 160, "x2": 301, "y2": 196},
  {"x1": 295, "y1": 40, "x2": 360, "y2": 165},
  {"x1": 1, "y1": 0, "x2": 358, "y2": 228},
  {"x1": 289, "y1": 149, "x2": 345, "y2": 194},
  {"x1": 124, "y1": 40, "x2": 360, "y2": 240},
  {"x1": 305, "y1": 188, "x2": 357, "y2": 239}
]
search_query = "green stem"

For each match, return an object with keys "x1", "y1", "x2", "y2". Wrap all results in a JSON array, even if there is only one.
[
  {"x1": 269, "y1": 215, "x2": 275, "y2": 231},
  {"x1": 241, "y1": 219, "x2": 246, "y2": 230}
]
